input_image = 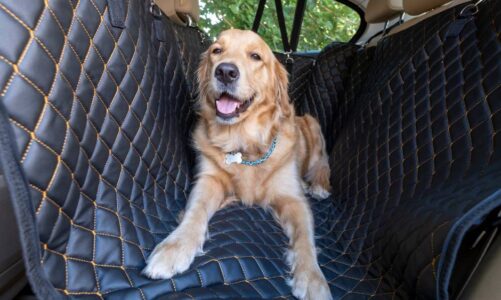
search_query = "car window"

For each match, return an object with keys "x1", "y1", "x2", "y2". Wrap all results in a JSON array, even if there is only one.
[{"x1": 199, "y1": 0, "x2": 361, "y2": 51}]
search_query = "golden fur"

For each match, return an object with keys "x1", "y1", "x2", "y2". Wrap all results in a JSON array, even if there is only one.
[{"x1": 143, "y1": 29, "x2": 332, "y2": 300}]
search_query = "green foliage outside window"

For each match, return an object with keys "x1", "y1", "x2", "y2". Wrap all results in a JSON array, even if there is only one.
[{"x1": 198, "y1": 0, "x2": 361, "y2": 51}]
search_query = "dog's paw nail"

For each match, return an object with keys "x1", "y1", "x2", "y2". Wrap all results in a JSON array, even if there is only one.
[{"x1": 308, "y1": 185, "x2": 331, "y2": 200}]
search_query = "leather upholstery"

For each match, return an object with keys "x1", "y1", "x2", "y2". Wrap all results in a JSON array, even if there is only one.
[
  {"x1": 0, "y1": 0, "x2": 500, "y2": 299},
  {"x1": 302, "y1": 2, "x2": 501, "y2": 297},
  {"x1": 365, "y1": 0, "x2": 404, "y2": 23}
]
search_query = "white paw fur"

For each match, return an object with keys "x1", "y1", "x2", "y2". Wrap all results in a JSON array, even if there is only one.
[
  {"x1": 142, "y1": 235, "x2": 202, "y2": 279},
  {"x1": 308, "y1": 185, "x2": 331, "y2": 200},
  {"x1": 285, "y1": 249, "x2": 332, "y2": 300},
  {"x1": 290, "y1": 269, "x2": 332, "y2": 300}
]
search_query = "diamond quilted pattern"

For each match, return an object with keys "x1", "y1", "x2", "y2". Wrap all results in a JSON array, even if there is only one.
[
  {"x1": 171, "y1": 23, "x2": 211, "y2": 99},
  {"x1": 1, "y1": 0, "x2": 192, "y2": 297},
  {"x1": 298, "y1": 42, "x2": 367, "y2": 150},
  {"x1": 304, "y1": 2, "x2": 501, "y2": 298},
  {"x1": 275, "y1": 52, "x2": 316, "y2": 106},
  {"x1": 0, "y1": 0, "x2": 500, "y2": 299}
]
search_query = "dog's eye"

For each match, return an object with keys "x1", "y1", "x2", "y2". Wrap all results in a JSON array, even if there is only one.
[
  {"x1": 250, "y1": 53, "x2": 261, "y2": 61},
  {"x1": 212, "y1": 48, "x2": 222, "y2": 54}
]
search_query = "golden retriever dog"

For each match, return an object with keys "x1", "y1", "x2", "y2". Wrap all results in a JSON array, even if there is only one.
[{"x1": 143, "y1": 29, "x2": 332, "y2": 300}]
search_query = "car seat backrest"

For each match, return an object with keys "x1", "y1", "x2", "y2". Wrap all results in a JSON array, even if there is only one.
[
  {"x1": 297, "y1": 0, "x2": 410, "y2": 149},
  {"x1": 275, "y1": 52, "x2": 317, "y2": 107},
  {"x1": 298, "y1": 43, "x2": 373, "y2": 151},
  {"x1": 151, "y1": 0, "x2": 210, "y2": 102},
  {"x1": 169, "y1": 23, "x2": 211, "y2": 105},
  {"x1": 327, "y1": 1, "x2": 500, "y2": 295},
  {"x1": 0, "y1": 1, "x2": 196, "y2": 294}
]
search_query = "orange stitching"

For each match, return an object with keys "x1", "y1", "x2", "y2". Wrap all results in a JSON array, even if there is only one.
[
  {"x1": 30, "y1": 183, "x2": 151, "y2": 247},
  {"x1": 0, "y1": 55, "x2": 16, "y2": 97},
  {"x1": 12, "y1": 119, "x2": 181, "y2": 222},
  {"x1": 1, "y1": 12, "x2": 191, "y2": 198}
]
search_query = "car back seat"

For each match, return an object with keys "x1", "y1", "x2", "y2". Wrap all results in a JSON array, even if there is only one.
[
  {"x1": 0, "y1": 0, "x2": 499, "y2": 299},
  {"x1": 303, "y1": 0, "x2": 501, "y2": 297},
  {"x1": 297, "y1": 0, "x2": 407, "y2": 150}
]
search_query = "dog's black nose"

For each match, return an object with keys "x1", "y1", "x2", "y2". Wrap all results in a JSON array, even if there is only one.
[{"x1": 215, "y1": 63, "x2": 239, "y2": 84}]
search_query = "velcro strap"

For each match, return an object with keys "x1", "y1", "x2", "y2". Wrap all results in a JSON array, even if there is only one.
[
  {"x1": 445, "y1": 17, "x2": 473, "y2": 38},
  {"x1": 107, "y1": 0, "x2": 126, "y2": 29},
  {"x1": 154, "y1": 18, "x2": 169, "y2": 42}
]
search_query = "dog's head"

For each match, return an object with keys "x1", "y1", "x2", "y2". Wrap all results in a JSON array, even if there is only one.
[{"x1": 197, "y1": 29, "x2": 291, "y2": 125}]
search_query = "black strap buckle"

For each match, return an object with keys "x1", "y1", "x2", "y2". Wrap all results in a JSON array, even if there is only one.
[
  {"x1": 445, "y1": 0, "x2": 486, "y2": 38},
  {"x1": 285, "y1": 51, "x2": 294, "y2": 64},
  {"x1": 149, "y1": 0, "x2": 162, "y2": 18},
  {"x1": 459, "y1": 0, "x2": 486, "y2": 17},
  {"x1": 252, "y1": 0, "x2": 306, "y2": 63},
  {"x1": 107, "y1": 0, "x2": 126, "y2": 29}
]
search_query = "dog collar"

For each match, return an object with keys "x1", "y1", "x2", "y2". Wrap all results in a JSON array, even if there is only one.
[{"x1": 225, "y1": 136, "x2": 278, "y2": 166}]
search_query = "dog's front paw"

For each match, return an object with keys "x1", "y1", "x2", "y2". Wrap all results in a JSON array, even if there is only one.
[
  {"x1": 142, "y1": 237, "x2": 200, "y2": 279},
  {"x1": 290, "y1": 269, "x2": 332, "y2": 300},
  {"x1": 308, "y1": 185, "x2": 331, "y2": 200}
]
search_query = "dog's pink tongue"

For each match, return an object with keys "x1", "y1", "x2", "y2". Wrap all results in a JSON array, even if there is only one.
[{"x1": 216, "y1": 96, "x2": 239, "y2": 114}]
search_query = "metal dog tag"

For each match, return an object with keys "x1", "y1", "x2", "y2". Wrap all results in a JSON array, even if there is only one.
[{"x1": 225, "y1": 152, "x2": 242, "y2": 165}]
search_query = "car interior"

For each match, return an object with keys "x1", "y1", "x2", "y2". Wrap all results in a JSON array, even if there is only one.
[{"x1": 0, "y1": 0, "x2": 499, "y2": 299}]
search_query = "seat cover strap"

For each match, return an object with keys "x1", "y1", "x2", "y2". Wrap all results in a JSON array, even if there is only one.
[{"x1": 107, "y1": 0, "x2": 126, "y2": 28}]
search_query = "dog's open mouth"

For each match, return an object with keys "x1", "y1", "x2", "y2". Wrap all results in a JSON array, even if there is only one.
[{"x1": 215, "y1": 92, "x2": 253, "y2": 119}]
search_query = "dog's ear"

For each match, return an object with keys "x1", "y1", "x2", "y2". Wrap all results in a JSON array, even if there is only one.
[
  {"x1": 274, "y1": 60, "x2": 292, "y2": 119},
  {"x1": 197, "y1": 50, "x2": 210, "y2": 95}
]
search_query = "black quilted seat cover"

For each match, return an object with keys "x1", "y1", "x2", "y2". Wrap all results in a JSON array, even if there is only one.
[
  {"x1": 275, "y1": 52, "x2": 316, "y2": 106},
  {"x1": 297, "y1": 43, "x2": 370, "y2": 151},
  {"x1": 170, "y1": 23, "x2": 211, "y2": 101},
  {"x1": 0, "y1": 0, "x2": 500, "y2": 299}
]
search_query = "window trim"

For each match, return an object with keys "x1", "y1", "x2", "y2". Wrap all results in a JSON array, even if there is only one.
[
  {"x1": 334, "y1": 0, "x2": 367, "y2": 43},
  {"x1": 291, "y1": 0, "x2": 367, "y2": 49}
]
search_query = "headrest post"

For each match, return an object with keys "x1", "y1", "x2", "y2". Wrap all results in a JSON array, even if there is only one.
[
  {"x1": 382, "y1": 20, "x2": 389, "y2": 35},
  {"x1": 399, "y1": 12, "x2": 405, "y2": 24},
  {"x1": 186, "y1": 15, "x2": 194, "y2": 27}
]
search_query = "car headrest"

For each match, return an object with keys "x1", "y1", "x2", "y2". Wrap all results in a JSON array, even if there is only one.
[
  {"x1": 365, "y1": 0, "x2": 404, "y2": 23},
  {"x1": 403, "y1": 0, "x2": 451, "y2": 15},
  {"x1": 155, "y1": 0, "x2": 200, "y2": 25}
]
